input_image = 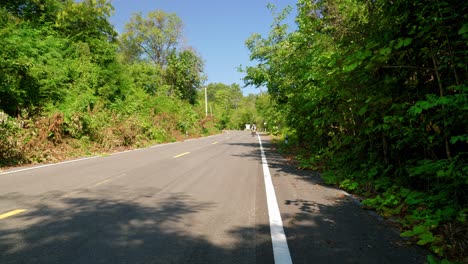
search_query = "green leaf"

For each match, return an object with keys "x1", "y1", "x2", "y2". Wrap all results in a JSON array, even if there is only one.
[
  {"x1": 395, "y1": 38, "x2": 413, "y2": 49},
  {"x1": 343, "y1": 62, "x2": 359, "y2": 72},
  {"x1": 402, "y1": 38, "x2": 412, "y2": 46},
  {"x1": 400, "y1": 230, "x2": 415, "y2": 237},
  {"x1": 458, "y1": 23, "x2": 468, "y2": 35},
  {"x1": 417, "y1": 232, "x2": 435, "y2": 245},
  {"x1": 357, "y1": 105, "x2": 368, "y2": 116},
  {"x1": 426, "y1": 255, "x2": 438, "y2": 264},
  {"x1": 357, "y1": 50, "x2": 372, "y2": 59},
  {"x1": 379, "y1": 47, "x2": 392, "y2": 56},
  {"x1": 401, "y1": 224, "x2": 428, "y2": 237},
  {"x1": 327, "y1": 58, "x2": 337, "y2": 67},
  {"x1": 450, "y1": 134, "x2": 468, "y2": 144}
]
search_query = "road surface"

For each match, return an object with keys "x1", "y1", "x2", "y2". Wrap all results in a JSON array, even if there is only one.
[{"x1": 0, "y1": 131, "x2": 426, "y2": 263}]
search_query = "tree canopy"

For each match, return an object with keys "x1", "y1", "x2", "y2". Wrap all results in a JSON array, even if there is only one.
[{"x1": 120, "y1": 10, "x2": 182, "y2": 67}]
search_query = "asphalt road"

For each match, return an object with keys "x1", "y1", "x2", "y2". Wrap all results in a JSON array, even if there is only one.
[{"x1": 0, "y1": 131, "x2": 427, "y2": 263}]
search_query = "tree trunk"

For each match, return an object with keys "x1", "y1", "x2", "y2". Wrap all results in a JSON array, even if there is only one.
[{"x1": 432, "y1": 54, "x2": 452, "y2": 159}]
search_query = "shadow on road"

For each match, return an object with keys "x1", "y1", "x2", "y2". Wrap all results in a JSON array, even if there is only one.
[
  {"x1": 0, "y1": 188, "x2": 427, "y2": 264},
  {"x1": 228, "y1": 134, "x2": 321, "y2": 182},
  {"x1": 0, "y1": 133, "x2": 428, "y2": 264},
  {"x1": 1, "y1": 189, "x2": 268, "y2": 264},
  {"x1": 230, "y1": 134, "x2": 428, "y2": 263}
]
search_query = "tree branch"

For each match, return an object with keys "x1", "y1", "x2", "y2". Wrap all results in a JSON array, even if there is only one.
[{"x1": 381, "y1": 65, "x2": 435, "y2": 71}]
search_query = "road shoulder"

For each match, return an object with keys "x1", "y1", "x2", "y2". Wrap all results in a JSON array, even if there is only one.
[{"x1": 259, "y1": 134, "x2": 428, "y2": 264}]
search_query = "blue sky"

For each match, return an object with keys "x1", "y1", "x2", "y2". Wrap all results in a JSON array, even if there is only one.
[{"x1": 109, "y1": 0, "x2": 297, "y2": 95}]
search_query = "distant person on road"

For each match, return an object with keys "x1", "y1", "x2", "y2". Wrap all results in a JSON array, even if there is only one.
[{"x1": 251, "y1": 124, "x2": 256, "y2": 137}]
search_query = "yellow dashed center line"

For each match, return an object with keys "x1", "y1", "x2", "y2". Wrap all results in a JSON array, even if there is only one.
[
  {"x1": 173, "y1": 152, "x2": 190, "y2": 158},
  {"x1": 212, "y1": 142, "x2": 218, "y2": 145},
  {"x1": 61, "y1": 191, "x2": 78, "y2": 198},
  {"x1": 0, "y1": 209, "x2": 27, "y2": 220},
  {"x1": 94, "y1": 179, "x2": 112, "y2": 187}
]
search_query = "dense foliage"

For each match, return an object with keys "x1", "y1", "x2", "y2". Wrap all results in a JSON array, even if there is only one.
[
  {"x1": 0, "y1": 0, "x2": 256, "y2": 167},
  {"x1": 245, "y1": 0, "x2": 467, "y2": 261},
  {"x1": 203, "y1": 82, "x2": 266, "y2": 130}
]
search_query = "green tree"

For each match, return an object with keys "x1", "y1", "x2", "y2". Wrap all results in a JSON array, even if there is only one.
[
  {"x1": 120, "y1": 10, "x2": 183, "y2": 66},
  {"x1": 165, "y1": 49, "x2": 205, "y2": 104},
  {"x1": 201, "y1": 83, "x2": 244, "y2": 128},
  {"x1": 1, "y1": 0, "x2": 66, "y2": 25},
  {"x1": 55, "y1": 0, "x2": 116, "y2": 42},
  {"x1": 0, "y1": 22, "x2": 71, "y2": 116},
  {"x1": 255, "y1": 92, "x2": 282, "y2": 134},
  {"x1": 125, "y1": 61, "x2": 163, "y2": 95}
]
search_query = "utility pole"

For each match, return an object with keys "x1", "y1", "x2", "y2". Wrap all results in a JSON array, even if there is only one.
[{"x1": 205, "y1": 86, "x2": 208, "y2": 116}]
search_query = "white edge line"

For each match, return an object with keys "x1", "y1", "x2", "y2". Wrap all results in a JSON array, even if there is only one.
[
  {"x1": 341, "y1": 190, "x2": 362, "y2": 206},
  {"x1": 149, "y1": 141, "x2": 180, "y2": 148},
  {"x1": 0, "y1": 133, "x2": 229, "y2": 176},
  {"x1": 0, "y1": 156, "x2": 98, "y2": 176},
  {"x1": 257, "y1": 132, "x2": 293, "y2": 264}
]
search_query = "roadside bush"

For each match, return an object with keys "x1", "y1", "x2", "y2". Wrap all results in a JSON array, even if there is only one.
[{"x1": 0, "y1": 114, "x2": 25, "y2": 166}]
